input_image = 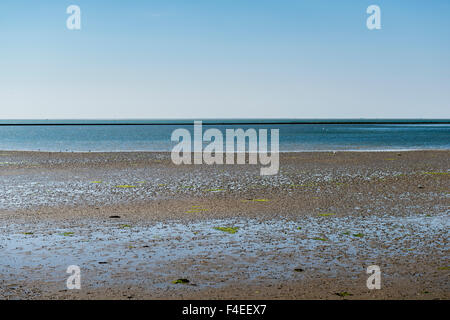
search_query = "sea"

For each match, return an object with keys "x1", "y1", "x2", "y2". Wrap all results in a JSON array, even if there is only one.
[{"x1": 0, "y1": 119, "x2": 449, "y2": 152}]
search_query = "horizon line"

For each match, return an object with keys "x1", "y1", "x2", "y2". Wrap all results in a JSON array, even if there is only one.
[{"x1": 0, "y1": 118, "x2": 449, "y2": 126}]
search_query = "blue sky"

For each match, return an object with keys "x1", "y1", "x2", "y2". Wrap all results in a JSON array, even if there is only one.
[{"x1": 0, "y1": 0, "x2": 449, "y2": 119}]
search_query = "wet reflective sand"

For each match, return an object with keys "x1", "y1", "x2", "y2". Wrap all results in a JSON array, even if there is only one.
[{"x1": 0, "y1": 151, "x2": 448, "y2": 299}]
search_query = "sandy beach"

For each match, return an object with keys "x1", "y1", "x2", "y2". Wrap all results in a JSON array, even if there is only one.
[{"x1": 0, "y1": 150, "x2": 448, "y2": 299}]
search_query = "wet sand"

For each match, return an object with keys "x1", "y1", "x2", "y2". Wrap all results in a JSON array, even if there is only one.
[{"x1": 0, "y1": 150, "x2": 449, "y2": 299}]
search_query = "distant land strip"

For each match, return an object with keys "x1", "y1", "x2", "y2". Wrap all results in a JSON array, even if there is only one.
[{"x1": 0, "y1": 120, "x2": 449, "y2": 126}]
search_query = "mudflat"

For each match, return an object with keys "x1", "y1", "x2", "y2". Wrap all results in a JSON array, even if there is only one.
[{"x1": 0, "y1": 150, "x2": 448, "y2": 299}]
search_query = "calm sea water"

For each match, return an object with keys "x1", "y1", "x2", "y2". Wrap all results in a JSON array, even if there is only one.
[{"x1": 0, "y1": 119, "x2": 449, "y2": 152}]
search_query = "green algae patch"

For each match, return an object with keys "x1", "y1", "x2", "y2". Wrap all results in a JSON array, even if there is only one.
[
  {"x1": 423, "y1": 172, "x2": 449, "y2": 175},
  {"x1": 312, "y1": 237, "x2": 328, "y2": 241},
  {"x1": 342, "y1": 231, "x2": 350, "y2": 235},
  {"x1": 59, "y1": 232, "x2": 74, "y2": 237},
  {"x1": 353, "y1": 233, "x2": 364, "y2": 238},
  {"x1": 119, "y1": 224, "x2": 132, "y2": 229},
  {"x1": 336, "y1": 292, "x2": 353, "y2": 297},
  {"x1": 318, "y1": 213, "x2": 335, "y2": 217},
  {"x1": 22, "y1": 232, "x2": 34, "y2": 235},
  {"x1": 91, "y1": 181, "x2": 102, "y2": 184},
  {"x1": 214, "y1": 227, "x2": 239, "y2": 234},
  {"x1": 115, "y1": 185, "x2": 137, "y2": 188},
  {"x1": 172, "y1": 279, "x2": 190, "y2": 284},
  {"x1": 437, "y1": 266, "x2": 450, "y2": 270},
  {"x1": 157, "y1": 184, "x2": 167, "y2": 187},
  {"x1": 296, "y1": 227, "x2": 302, "y2": 230}
]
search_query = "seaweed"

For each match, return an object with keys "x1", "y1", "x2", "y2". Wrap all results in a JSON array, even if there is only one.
[
  {"x1": 290, "y1": 183, "x2": 317, "y2": 188},
  {"x1": 172, "y1": 279, "x2": 190, "y2": 284},
  {"x1": 214, "y1": 227, "x2": 239, "y2": 234},
  {"x1": 336, "y1": 291, "x2": 353, "y2": 297},
  {"x1": 423, "y1": 172, "x2": 448, "y2": 175}
]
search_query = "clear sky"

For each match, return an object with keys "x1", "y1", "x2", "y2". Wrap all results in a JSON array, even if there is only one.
[{"x1": 0, "y1": 0, "x2": 449, "y2": 119}]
